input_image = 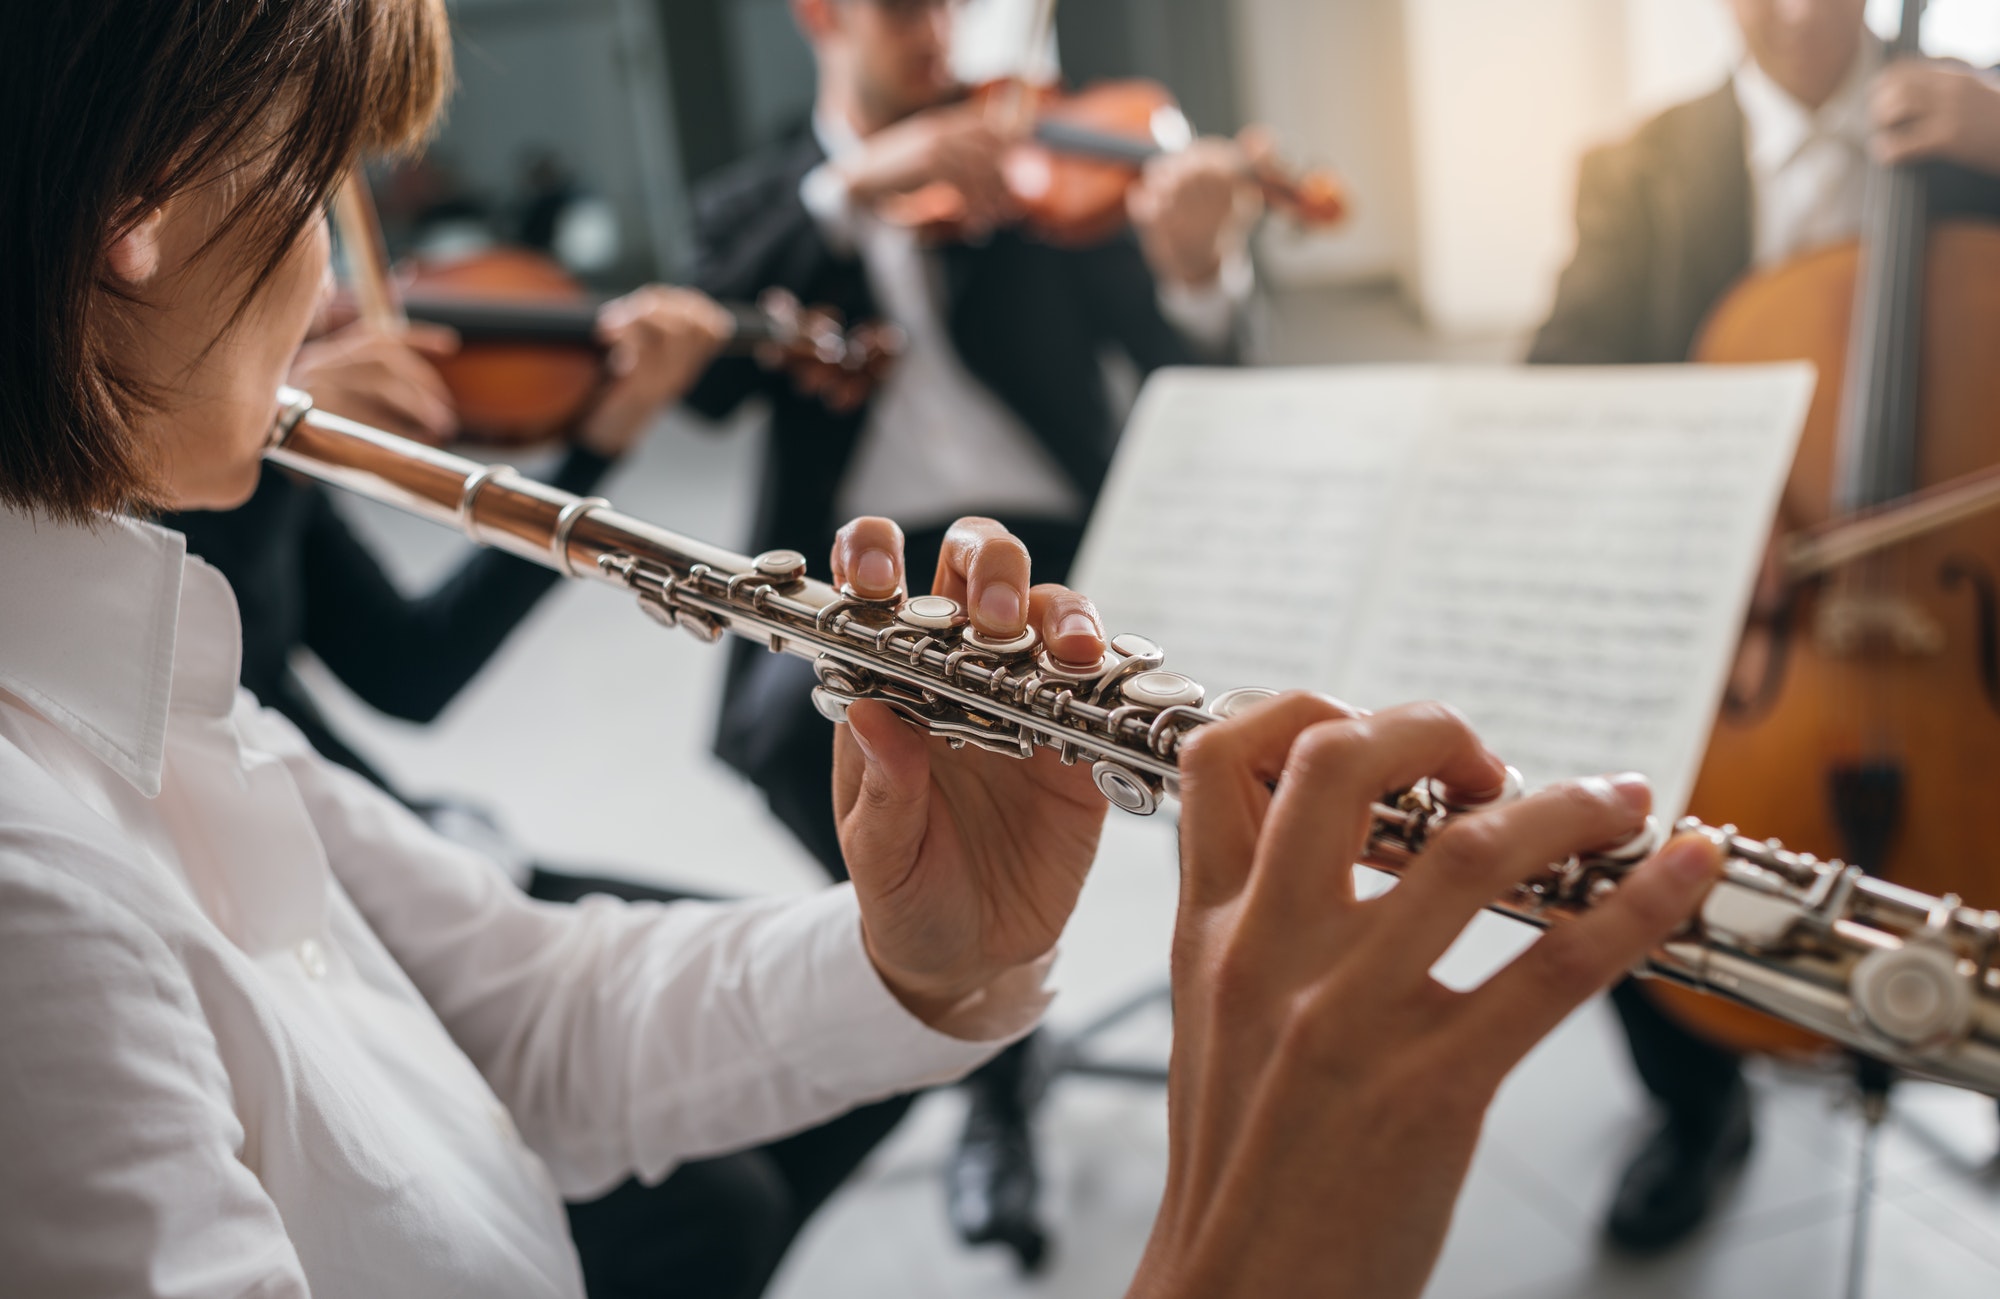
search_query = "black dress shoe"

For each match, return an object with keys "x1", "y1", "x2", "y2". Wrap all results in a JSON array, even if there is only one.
[
  {"x1": 946, "y1": 1094, "x2": 1049, "y2": 1272},
  {"x1": 1605, "y1": 1076, "x2": 1754, "y2": 1253}
]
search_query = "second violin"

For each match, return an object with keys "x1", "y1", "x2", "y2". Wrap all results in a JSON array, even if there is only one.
[{"x1": 334, "y1": 176, "x2": 901, "y2": 444}]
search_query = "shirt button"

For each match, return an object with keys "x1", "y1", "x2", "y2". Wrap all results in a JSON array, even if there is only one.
[{"x1": 295, "y1": 937, "x2": 328, "y2": 980}]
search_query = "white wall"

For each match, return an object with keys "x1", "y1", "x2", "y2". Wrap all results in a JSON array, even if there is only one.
[
  {"x1": 1232, "y1": 0, "x2": 1415, "y2": 284},
  {"x1": 1399, "y1": 0, "x2": 1628, "y2": 334}
]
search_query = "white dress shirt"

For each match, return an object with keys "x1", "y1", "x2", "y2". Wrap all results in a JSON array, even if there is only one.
[
  {"x1": 801, "y1": 110, "x2": 1248, "y2": 532},
  {"x1": 0, "y1": 507, "x2": 1044, "y2": 1298},
  {"x1": 1735, "y1": 36, "x2": 1885, "y2": 267}
]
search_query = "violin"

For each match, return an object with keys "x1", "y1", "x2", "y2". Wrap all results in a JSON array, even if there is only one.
[
  {"x1": 331, "y1": 177, "x2": 900, "y2": 445},
  {"x1": 1654, "y1": 0, "x2": 2000, "y2": 1064},
  {"x1": 881, "y1": 77, "x2": 1348, "y2": 248}
]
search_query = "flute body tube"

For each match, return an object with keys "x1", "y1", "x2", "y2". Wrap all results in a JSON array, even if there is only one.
[{"x1": 267, "y1": 390, "x2": 2000, "y2": 1097}]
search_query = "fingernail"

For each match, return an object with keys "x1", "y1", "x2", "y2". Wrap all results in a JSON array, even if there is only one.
[
  {"x1": 1608, "y1": 772, "x2": 1651, "y2": 815},
  {"x1": 1055, "y1": 611, "x2": 1097, "y2": 643},
  {"x1": 856, "y1": 548, "x2": 895, "y2": 594},
  {"x1": 978, "y1": 582, "x2": 1022, "y2": 632}
]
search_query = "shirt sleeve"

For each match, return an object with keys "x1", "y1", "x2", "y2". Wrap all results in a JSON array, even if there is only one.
[
  {"x1": 1154, "y1": 247, "x2": 1253, "y2": 355},
  {"x1": 0, "y1": 843, "x2": 309, "y2": 1299},
  {"x1": 243, "y1": 701, "x2": 1043, "y2": 1201}
]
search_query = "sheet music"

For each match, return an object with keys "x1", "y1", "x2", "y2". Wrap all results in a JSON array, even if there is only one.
[
  {"x1": 1072, "y1": 365, "x2": 1814, "y2": 822},
  {"x1": 1073, "y1": 369, "x2": 1430, "y2": 692}
]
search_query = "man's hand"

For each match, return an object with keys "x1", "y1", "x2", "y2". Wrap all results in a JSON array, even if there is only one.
[
  {"x1": 828, "y1": 515, "x2": 1109, "y2": 1030},
  {"x1": 835, "y1": 104, "x2": 1017, "y2": 233},
  {"x1": 577, "y1": 287, "x2": 736, "y2": 457},
  {"x1": 1872, "y1": 57, "x2": 2000, "y2": 175},
  {"x1": 1128, "y1": 138, "x2": 1259, "y2": 288},
  {"x1": 1129, "y1": 694, "x2": 1722, "y2": 1299},
  {"x1": 289, "y1": 321, "x2": 459, "y2": 444}
]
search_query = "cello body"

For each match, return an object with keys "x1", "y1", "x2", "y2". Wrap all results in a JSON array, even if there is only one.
[{"x1": 1664, "y1": 220, "x2": 2000, "y2": 1056}]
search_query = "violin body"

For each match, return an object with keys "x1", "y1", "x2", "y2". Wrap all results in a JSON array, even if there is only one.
[
  {"x1": 994, "y1": 79, "x2": 1183, "y2": 247},
  {"x1": 1664, "y1": 220, "x2": 2000, "y2": 1057},
  {"x1": 327, "y1": 241, "x2": 901, "y2": 446},
  {"x1": 400, "y1": 247, "x2": 604, "y2": 445}
]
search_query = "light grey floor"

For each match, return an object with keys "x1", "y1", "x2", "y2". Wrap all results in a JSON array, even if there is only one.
[{"x1": 315, "y1": 286, "x2": 2000, "y2": 1299}]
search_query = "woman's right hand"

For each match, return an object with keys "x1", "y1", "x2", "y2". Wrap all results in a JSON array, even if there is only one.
[
  {"x1": 1130, "y1": 693, "x2": 1723, "y2": 1299},
  {"x1": 288, "y1": 320, "x2": 460, "y2": 445}
]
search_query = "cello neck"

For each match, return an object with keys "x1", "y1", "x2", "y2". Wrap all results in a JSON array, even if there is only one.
[{"x1": 1833, "y1": 0, "x2": 1929, "y2": 514}]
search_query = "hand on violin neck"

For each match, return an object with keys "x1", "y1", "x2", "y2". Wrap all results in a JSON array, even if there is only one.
[
  {"x1": 1129, "y1": 137, "x2": 1260, "y2": 288},
  {"x1": 827, "y1": 514, "x2": 1107, "y2": 1035},
  {"x1": 574, "y1": 286, "x2": 734, "y2": 457},
  {"x1": 835, "y1": 104, "x2": 1016, "y2": 231}
]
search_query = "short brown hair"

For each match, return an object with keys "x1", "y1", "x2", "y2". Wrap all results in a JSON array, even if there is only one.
[{"x1": 0, "y1": 0, "x2": 452, "y2": 522}]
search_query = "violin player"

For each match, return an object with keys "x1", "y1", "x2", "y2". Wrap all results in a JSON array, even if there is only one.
[
  {"x1": 1530, "y1": 0, "x2": 2000, "y2": 1254},
  {"x1": 679, "y1": 0, "x2": 1262, "y2": 1262}
]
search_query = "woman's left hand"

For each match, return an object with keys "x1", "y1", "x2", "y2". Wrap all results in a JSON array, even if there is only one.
[{"x1": 828, "y1": 516, "x2": 1111, "y2": 1031}]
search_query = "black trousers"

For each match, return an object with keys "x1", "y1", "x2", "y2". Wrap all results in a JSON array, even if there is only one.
[
  {"x1": 527, "y1": 868, "x2": 914, "y2": 1299},
  {"x1": 1608, "y1": 976, "x2": 1744, "y2": 1128}
]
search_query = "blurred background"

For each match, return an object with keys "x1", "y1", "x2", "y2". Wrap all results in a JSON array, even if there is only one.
[
  {"x1": 324, "y1": 2, "x2": 2000, "y2": 1295},
  {"x1": 399, "y1": 0, "x2": 1999, "y2": 334}
]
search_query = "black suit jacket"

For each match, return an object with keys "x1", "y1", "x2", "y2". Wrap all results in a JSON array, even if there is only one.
[
  {"x1": 1531, "y1": 81, "x2": 2000, "y2": 366},
  {"x1": 682, "y1": 129, "x2": 1217, "y2": 570}
]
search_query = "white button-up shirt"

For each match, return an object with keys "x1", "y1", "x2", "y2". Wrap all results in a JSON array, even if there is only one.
[
  {"x1": 0, "y1": 507, "x2": 1041, "y2": 1298},
  {"x1": 1735, "y1": 37, "x2": 1885, "y2": 267}
]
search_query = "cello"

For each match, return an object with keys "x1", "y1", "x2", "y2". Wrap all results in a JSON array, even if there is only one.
[{"x1": 1663, "y1": 0, "x2": 2000, "y2": 1062}]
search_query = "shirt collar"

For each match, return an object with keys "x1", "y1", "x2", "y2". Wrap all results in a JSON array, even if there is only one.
[
  {"x1": 1735, "y1": 34, "x2": 1883, "y2": 178},
  {"x1": 0, "y1": 508, "x2": 239, "y2": 797}
]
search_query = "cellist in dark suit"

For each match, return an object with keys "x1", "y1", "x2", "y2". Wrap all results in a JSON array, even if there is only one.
[
  {"x1": 680, "y1": 0, "x2": 1257, "y2": 1268},
  {"x1": 1531, "y1": 0, "x2": 2000, "y2": 1254}
]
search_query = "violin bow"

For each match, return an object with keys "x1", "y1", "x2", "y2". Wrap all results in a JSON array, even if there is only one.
[{"x1": 331, "y1": 167, "x2": 406, "y2": 332}]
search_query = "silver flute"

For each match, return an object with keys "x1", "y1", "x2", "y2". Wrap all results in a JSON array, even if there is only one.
[{"x1": 267, "y1": 389, "x2": 2000, "y2": 1096}]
